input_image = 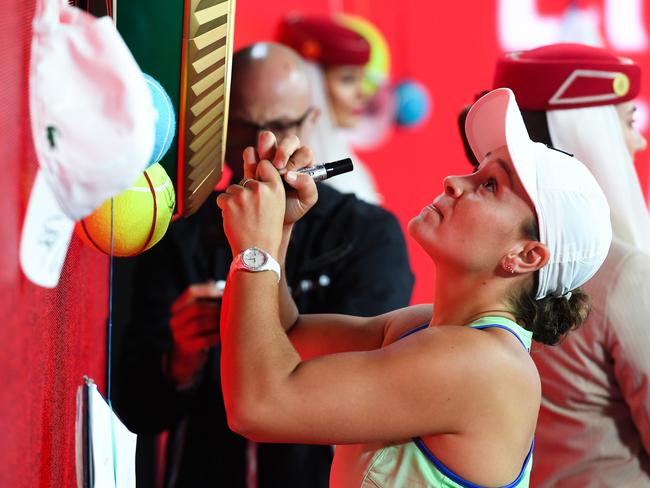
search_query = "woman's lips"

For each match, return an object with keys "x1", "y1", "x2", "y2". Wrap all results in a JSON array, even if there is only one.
[{"x1": 427, "y1": 203, "x2": 443, "y2": 218}]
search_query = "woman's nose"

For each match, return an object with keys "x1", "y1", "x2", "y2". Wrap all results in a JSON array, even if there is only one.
[
  {"x1": 356, "y1": 86, "x2": 368, "y2": 103},
  {"x1": 444, "y1": 175, "x2": 464, "y2": 198}
]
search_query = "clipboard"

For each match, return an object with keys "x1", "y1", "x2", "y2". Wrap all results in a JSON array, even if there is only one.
[{"x1": 75, "y1": 377, "x2": 137, "y2": 488}]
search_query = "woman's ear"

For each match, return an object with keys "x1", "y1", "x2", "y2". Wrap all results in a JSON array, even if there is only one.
[{"x1": 504, "y1": 241, "x2": 549, "y2": 274}]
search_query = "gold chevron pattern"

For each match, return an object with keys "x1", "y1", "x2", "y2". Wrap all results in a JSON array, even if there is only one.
[{"x1": 179, "y1": 0, "x2": 235, "y2": 216}]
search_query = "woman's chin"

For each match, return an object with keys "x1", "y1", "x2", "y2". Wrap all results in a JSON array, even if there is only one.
[
  {"x1": 408, "y1": 217, "x2": 431, "y2": 246},
  {"x1": 334, "y1": 113, "x2": 360, "y2": 129},
  {"x1": 406, "y1": 215, "x2": 420, "y2": 237},
  {"x1": 409, "y1": 217, "x2": 444, "y2": 261}
]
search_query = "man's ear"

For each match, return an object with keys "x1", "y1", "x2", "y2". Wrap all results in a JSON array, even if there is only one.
[
  {"x1": 501, "y1": 241, "x2": 549, "y2": 275},
  {"x1": 301, "y1": 107, "x2": 321, "y2": 140}
]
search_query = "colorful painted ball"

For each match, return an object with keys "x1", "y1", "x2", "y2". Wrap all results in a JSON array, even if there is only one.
[{"x1": 394, "y1": 80, "x2": 431, "y2": 127}]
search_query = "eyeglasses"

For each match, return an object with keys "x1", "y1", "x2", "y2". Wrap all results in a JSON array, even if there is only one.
[{"x1": 228, "y1": 107, "x2": 314, "y2": 143}]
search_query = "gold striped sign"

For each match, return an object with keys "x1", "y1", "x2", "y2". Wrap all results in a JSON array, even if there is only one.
[
  {"x1": 76, "y1": 0, "x2": 235, "y2": 218},
  {"x1": 177, "y1": 0, "x2": 235, "y2": 216}
]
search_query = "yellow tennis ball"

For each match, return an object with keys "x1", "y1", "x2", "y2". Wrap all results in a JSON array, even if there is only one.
[{"x1": 75, "y1": 163, "x2": 176, "y2": 257}]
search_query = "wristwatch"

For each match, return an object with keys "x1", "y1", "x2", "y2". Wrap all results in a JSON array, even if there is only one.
[{"x1": 230, "y1": 247, "x2": 281, "y2": 282}]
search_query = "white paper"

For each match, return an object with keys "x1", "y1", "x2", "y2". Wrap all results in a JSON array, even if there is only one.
[
  {"x1": 75, "y1": 384, "x2": 84, "y2": 488},
  {"x1": 88, "y1": 383, "x2": 137, "y2": 488}
]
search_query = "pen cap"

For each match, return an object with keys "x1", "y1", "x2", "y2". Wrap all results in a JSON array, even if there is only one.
[{"x1": 326, "y1": 158, "x2": 354, "y2": 177}]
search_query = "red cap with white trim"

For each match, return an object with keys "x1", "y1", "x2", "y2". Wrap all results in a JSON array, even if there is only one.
[
  {"x1": 279, "y1": 14, "x2": 370, "y2": 66},
  {"x1": 493, "y1": 43, "x2": 640, "y2": 110}
]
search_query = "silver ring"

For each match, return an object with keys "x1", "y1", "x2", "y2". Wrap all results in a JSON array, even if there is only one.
[{"x1": 239, "y1": 178, "x2": 253, "y2": 188}]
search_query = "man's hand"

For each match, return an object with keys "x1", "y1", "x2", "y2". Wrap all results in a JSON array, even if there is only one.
[
  {"x1": 243, "y1": 131, "x2": 318, "y2": 225},
  {"x1": 166, "y1": 282, "x2": 222, "y2": 388}
]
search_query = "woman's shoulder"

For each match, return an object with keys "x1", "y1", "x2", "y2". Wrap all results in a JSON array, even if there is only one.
[
  {"x1": 385, "y1": 313, "x2": 539, "y2": 390},
  {"x1": 381, "y1": 304, "x2": 433, "y2": 345}
]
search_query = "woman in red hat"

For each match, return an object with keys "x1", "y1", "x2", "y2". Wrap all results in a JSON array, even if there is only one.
[
  {"x1": 499, "y1": 44, "x2": 650, "y2": 488},
  {"x1": 462, "y1": 43, "x2": 650, "y2": 487},
  {"x1": 279, "y1": 15, "x2": 381, "y2": 205}
]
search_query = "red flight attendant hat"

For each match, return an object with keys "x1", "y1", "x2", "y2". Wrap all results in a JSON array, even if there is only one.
[
  {"x1": 493, "y1": 43, "x2": 641, "y2": 110},
  {"x1": 279, "y1": 14, "x2": 371, "y2": 66}
]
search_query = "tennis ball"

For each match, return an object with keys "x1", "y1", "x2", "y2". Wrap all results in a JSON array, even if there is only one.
[
  {"x1": 143, "y1": 73, "x2": 176, "y2": 167},
  {"x1": 74, "y1": 163, "x2": 176, "y2": 257}
]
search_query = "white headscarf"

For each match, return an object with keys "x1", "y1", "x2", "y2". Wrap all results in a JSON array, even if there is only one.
[
  {"x1": 303, "y1": 62, "x2": 382, "y2": 205},
  {"x1": 547, "y1": 106, "x2": 650, "y2": 254}
]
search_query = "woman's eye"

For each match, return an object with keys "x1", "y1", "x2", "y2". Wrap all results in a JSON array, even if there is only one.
[{"x1": 482, "y1": 178, "x2": 497, "y2": 193}]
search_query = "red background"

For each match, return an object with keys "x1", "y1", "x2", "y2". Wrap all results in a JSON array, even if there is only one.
[
  {"x1": 1, "y1": 1, "x2": 648, "y2": 486},
  {"x1": 232, "y1": 0, "x2": 650, "y2": 305}
]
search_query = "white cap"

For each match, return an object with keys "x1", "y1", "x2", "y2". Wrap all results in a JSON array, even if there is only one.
[
  {"x1": 20, "y1": 3, "x2": 156, "y2": 288},
  {"x1": 465, "y1": 88, "x2": 612, "y2": 299}
]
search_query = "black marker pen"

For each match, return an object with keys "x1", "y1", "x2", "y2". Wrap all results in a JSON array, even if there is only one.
[{"x1": 294, "y1": 158, "x2": 354, "y2": 182}]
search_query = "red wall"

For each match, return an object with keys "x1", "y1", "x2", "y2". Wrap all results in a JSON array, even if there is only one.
[
  {"x1": 233, "y1": 0, "x2": 650, "y2": 304},
  {"x1": 0, "y1": 1, "x2": 108, "y2": 487}
]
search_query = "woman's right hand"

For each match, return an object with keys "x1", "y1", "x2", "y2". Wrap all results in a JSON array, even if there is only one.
[{"x1": 244, "y1": 131, "x2": 319, "y2": 226}]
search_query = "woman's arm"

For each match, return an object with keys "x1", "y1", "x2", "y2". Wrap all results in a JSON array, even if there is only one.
[
  {"x1": 608, "y1": 251, "x2": 650, "y2": 454},
  {"x1": 277, "y1": 220, "x2": 412, "y2": 358},
  {"x1": 221, "y1": 265, "x2": 507, "y2": 445},
  {"x1": 287, "y1": 304, "x2": 433, "y2": 360},
  {"x1": 234, "y1": 132, "x2": 396, "y2": 356}
]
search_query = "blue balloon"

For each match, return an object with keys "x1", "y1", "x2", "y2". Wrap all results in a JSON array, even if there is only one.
[
  {"x1": 143, "y1": 73, "x2": 176, "y2": 167},
  {"x1": 394, "y1": 80, "x2": 431, "y2": 127}
]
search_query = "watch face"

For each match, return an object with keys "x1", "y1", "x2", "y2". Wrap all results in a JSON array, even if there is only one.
[{"x1": 242, "y1": 248, "x2": 267, "y2": 270}]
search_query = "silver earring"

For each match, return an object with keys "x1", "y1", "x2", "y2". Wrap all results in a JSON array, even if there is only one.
[{"x1": 504, "y1": 263, "x2": 515, "y2": 274}]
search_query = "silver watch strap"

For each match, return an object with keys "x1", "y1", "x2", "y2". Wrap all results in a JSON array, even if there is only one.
[{"x1": 230, "y1": 248, "x2": 281, "y2": 282}]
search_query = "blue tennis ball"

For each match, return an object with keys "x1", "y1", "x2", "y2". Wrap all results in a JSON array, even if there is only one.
[
  {"x1": 143, "y1": 73, "x2": 176, "y2": 166},
  {"x1": 394, "y1": 80, "x2": 431, "y2": 127}
]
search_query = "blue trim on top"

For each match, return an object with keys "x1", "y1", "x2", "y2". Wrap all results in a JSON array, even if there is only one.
[
  {"x1": 397, "y1": 322, "x2": 529, "y2": 352},
  {"x1": 397, "y1": 323, "x2": 429, "y2": 340},
  {"x1": 413, "y1": 438, "x2": 534, "y2": 488},
  {"x1": 471, "y1": 324, "x2": 529, "y2": 351},
  {"x1": 397, "y1": 320, "x2": 533, "y2": 486}
]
